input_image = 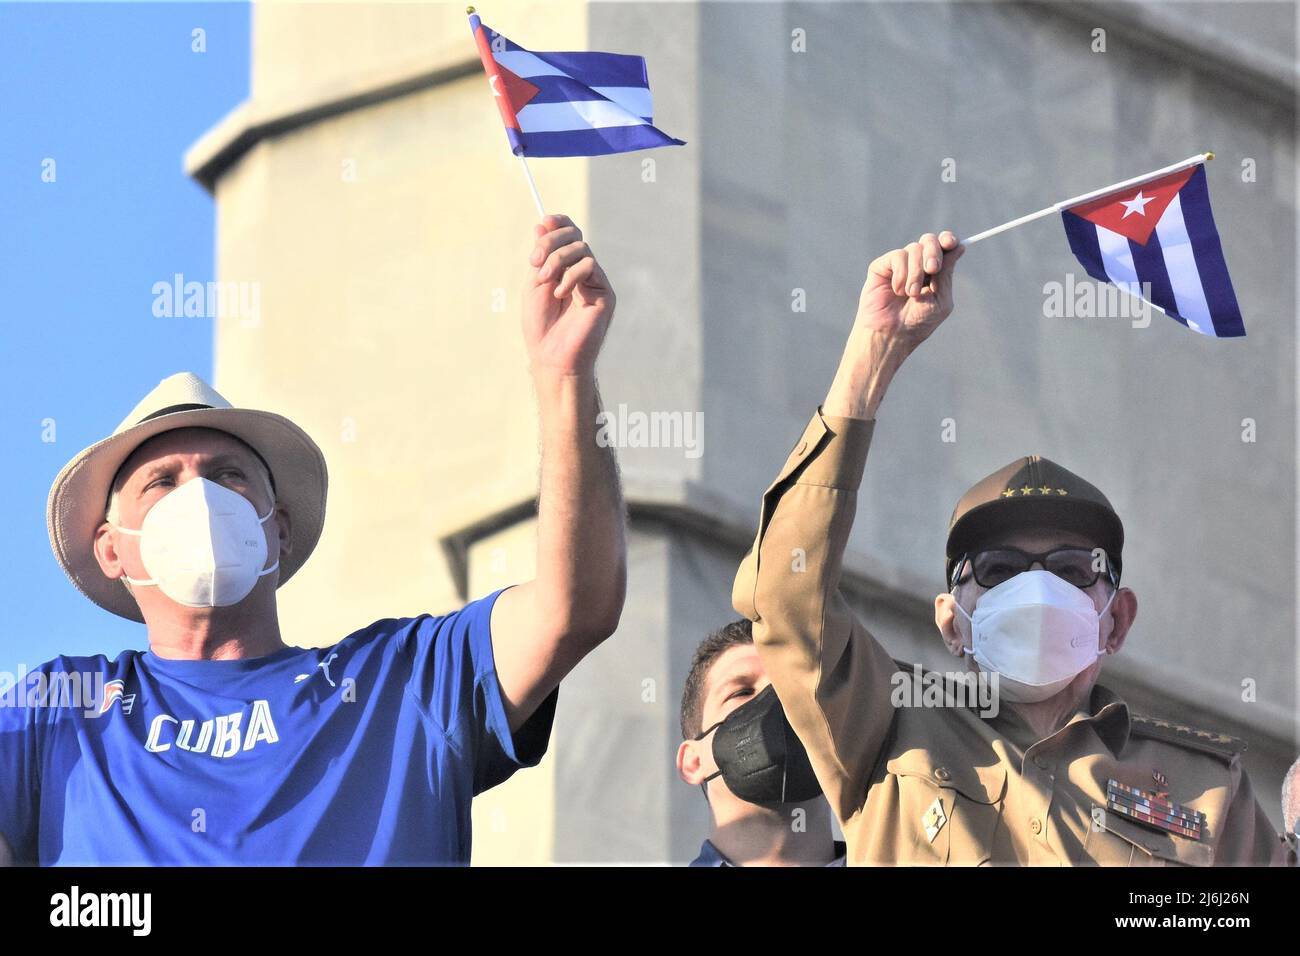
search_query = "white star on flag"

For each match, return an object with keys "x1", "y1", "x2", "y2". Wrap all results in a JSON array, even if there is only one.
[{"x1": 1120, "y1": 191, "x2": 1153, "y2": 218}]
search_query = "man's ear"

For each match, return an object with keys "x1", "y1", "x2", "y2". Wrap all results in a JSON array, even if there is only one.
[
  {"x1": 1102, "y1": 588, "x2": 1137, "y2": 655},
  {"x1": 92, "y1": 522, "x2": 125, "y2": 581},
  {"x1": 935, "y1": 592, "x2": 966, "y2": 657},
  {"x1": 677, "y1": 739, "x2": 706, "y2": 786},
  {"x1": 275, "y1": 506, "x2": 293, "y2": 560}
]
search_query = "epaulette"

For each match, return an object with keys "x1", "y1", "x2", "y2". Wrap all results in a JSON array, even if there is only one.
[{"x1": 1130, "y1": 712, "x2": 1246, "y2": 760}]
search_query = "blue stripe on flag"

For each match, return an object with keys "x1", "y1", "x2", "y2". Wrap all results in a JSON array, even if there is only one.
[
  {"x1": 1178, "y1": 165, "x2": 1245, "y2": 337},
  {"x1": 483, "y1": 27, "x2": 648, "y2": 87},
  {"x1": 1061, "y1": 211, "x2": 1109, "y2": 283},
  {"x1": 1128, "y1": 230, "x2": 1186, "y2": 328},
  {"x1": 528, "y1": 51, "x2": 648, "y2": 88},
  {"x1": 519, "y1": 124, "x2": 685, "y2": 158}
]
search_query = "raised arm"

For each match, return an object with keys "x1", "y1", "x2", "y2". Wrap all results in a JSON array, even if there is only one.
[
  {"x1": 490, "y1": 215, "x2": 628, "y2": 733},
  {"x1": 732, "y1": 231, "x2": 963, "y2": 820}
]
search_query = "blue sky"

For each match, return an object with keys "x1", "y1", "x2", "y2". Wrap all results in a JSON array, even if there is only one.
[{"x1": 0, "y1": 2, "x2": 250, "y2": 675}]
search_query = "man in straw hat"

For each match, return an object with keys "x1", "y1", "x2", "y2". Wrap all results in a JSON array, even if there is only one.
[
  {"x1": 1, "y1": 214, "x2": 626, "y2": 865},
  {"x1": 733, "y1": 229, "x2": 1287, "y2": 865}
]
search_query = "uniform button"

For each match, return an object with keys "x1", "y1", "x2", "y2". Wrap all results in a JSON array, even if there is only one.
[
  {"x1": 933, "y1": 767, "x2": 952, "y2": 782},
  {"x1": 1033, "y1": 755, "x2": 1048, "y2": 770},
  {"x1": 796, "y1": 441, "x2": 808, "y2": 455},
  {"x1": 1030, "y1": 817, "x2": 1043, "y2": 835}
]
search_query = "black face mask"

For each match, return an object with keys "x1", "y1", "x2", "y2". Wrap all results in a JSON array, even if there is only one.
[{"x1": 695, "y1": 684, "x2": 823, "y2": 804}]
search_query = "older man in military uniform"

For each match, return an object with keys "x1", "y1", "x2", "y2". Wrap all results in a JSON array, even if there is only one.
[{"x1": 733, "y1": 229, "x2": 1285, "y2": 865}]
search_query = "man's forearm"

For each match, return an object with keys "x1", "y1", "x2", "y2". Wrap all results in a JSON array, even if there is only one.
[
  {"x1": 490, "y1": 215, "x2": 623, "y2": 730},
  {"x1": 823, "y1": 327, "x2": 911, "y2": 421},
  {"x1": 824, "y1": 229, "x2": 962, "y2": 419},
  {"x1": 532, "y1": 369, "x2": 627, "y2": 648}
]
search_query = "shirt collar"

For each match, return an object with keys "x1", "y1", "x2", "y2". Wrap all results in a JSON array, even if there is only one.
[
  {"x1": 690, "y1": 839, "x2": 733, "y2": 867},
  {"x1": 1079, "y1": 683, "x2": 1131, "y2": 755},
  {"x1": 990, "y1": 682, "x2": 1131, "y2": 755}
]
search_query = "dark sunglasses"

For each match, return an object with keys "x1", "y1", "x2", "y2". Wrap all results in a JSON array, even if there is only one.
[{"x1": 951, "y1": 546, "x2": 1117, "y2": 591}]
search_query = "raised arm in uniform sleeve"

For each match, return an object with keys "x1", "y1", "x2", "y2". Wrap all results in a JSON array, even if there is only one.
[{"x1": 732, "y1": 408, "x2": 899, "y2": 820}]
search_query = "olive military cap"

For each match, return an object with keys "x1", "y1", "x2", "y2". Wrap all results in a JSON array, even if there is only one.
[{"x1": 945, "y1": 455, "x2": 1124, "y2": 585}]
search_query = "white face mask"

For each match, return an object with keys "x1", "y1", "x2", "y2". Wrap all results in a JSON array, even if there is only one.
[
  {"x1": 954, "y1": 569, "x2": 1116, "y2": 704},
  {"x1": 112, "y1": 477, "x2": 278, "y2": 609}
]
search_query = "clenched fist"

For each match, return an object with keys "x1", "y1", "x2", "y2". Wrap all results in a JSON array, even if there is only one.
[
  {"x1": 825, "y1": 230, "x2": 964, "y2": 420},
  {"x1": 856, "y1": 230, "x2": 963, "y2": 345}
]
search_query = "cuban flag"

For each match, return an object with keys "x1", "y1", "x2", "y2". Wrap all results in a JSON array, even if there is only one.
[
  {"x1": 1060, "y1": 163, "x2": 1243, "y2": 337},
  {"x1": 468, "y1": 14, "x2": 684, "y2": 158}
]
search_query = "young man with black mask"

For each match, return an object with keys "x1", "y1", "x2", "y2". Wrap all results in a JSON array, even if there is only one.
[{"x1": 675, "y1": 620, "x2": 845, "y2": 866}]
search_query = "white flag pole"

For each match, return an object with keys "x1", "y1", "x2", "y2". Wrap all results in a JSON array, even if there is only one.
[
  {"x1": 518, "y1": 153, "x2": 546, "y2": 219},
  {"x1": 958, "y1": 204, "x2": 1058, "y2": 246},
  {"x1": 960, "y1": 152, "x2": 1214, "y2": 247}
]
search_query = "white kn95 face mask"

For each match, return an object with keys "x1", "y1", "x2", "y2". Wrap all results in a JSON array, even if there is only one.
[
  {"x1": 112, "y1": 476, "x2": 277, "y2": 608},
  {"x1": 954, "y1": 569, "x2": 1116, "y2": 704}
]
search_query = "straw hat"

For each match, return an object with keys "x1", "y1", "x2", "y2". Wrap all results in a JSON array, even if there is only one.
[{"x1": 47, "y1": 372, "x2": 328, "y2": 622}]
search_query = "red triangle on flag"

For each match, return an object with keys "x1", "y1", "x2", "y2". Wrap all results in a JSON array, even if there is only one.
[
  {"x1": 1064, "y1": 166, "x2": 1197, "y2": 245},
  {"x1": 490, "y1": 61, "x2": 541, "y2": 126}
]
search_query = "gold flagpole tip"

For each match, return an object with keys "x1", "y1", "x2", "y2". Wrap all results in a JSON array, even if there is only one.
[
  {"x1": 1204, "y1": 151, "x2": 1215, "y2": 161},
  {"x1": 467, "y1": 6, "x2": 476, "y2": 14}
]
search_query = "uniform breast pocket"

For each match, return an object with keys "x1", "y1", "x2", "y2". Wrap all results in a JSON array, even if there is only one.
[
  {"x1": 1087, "y1": 803, "x2": 1215, "y2": 867},
  {"x1": 883, "y1": 751, "x2": 1008, "y2": 866}
]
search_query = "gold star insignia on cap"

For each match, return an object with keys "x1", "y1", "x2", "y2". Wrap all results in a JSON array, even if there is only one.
[
  {"x1": 1039, "y1": 485, "x2": 1052, "y2": 495},
  {"x1": 1056, "y1": 488, "x2": 1068, "y2": 495},
  {"x1": 922, "y1": 797, "x2": 947, "y2": 843},
  {"x1": 1020, "y1": 485, "x2": 1034, "y2": 495},
  {"x1": 1001, "y1": 488, "x2": 1016, "y2": 498}
]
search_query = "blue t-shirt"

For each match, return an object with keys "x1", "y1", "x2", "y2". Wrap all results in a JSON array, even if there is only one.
[{"x1": 0, "y1": 589, "x2": 556, "y2": 865}]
